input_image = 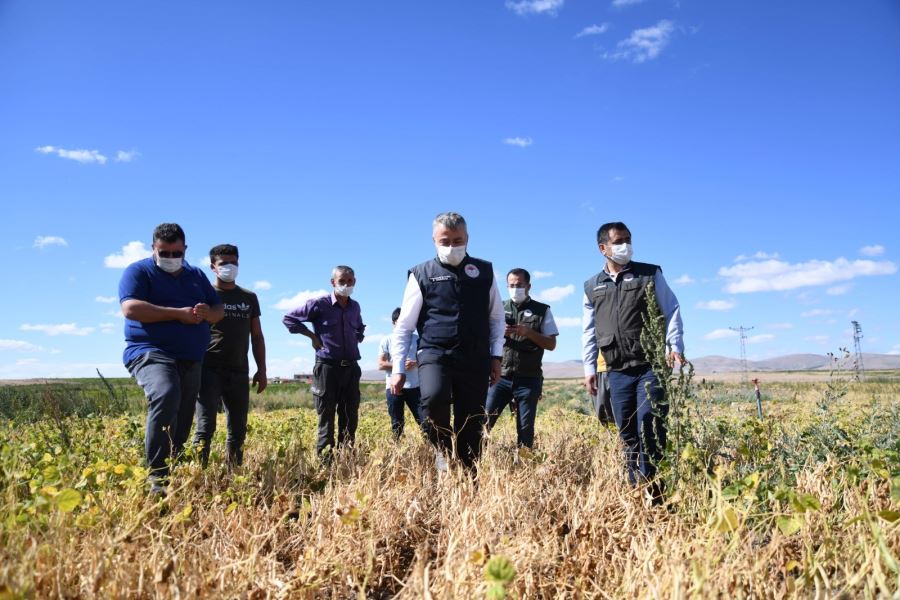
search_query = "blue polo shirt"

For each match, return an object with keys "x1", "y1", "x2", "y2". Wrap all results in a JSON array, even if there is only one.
[{"x1": 119, "y1": 258, "x2": 221, "y2": 364}]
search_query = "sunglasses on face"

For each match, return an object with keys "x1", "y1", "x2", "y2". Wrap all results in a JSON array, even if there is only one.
[{"x1": 157, "y1": 250, "x2": 184, "y2": 258}]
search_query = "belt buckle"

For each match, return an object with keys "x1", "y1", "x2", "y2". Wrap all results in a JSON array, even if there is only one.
[{"x1": 340, "y1": 359, "x2": 350, "y2": 367}]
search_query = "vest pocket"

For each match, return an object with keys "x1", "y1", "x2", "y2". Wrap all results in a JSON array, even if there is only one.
[{"x1": 596, "y1": 333, "x2": 620, "y2": 367}]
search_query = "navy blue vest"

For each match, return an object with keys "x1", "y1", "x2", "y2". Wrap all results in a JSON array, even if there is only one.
[{"x1": 410, "y1": 256, "x2": 494, "y2": 365}]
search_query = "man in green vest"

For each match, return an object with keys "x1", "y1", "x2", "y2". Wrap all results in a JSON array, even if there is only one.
[
  {"x1": 582, "y1": 221, "x2": 684, "y2": 502},
  {"x1": 485, "y1": 268, "x2": 559, "y2": 448}
]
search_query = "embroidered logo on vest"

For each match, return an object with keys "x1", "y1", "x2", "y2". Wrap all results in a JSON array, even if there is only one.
[{"x1": 464, "y1": 264, "x2": 480, "y2": 278}]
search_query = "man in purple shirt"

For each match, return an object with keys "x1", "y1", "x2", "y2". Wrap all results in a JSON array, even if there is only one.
[{"x1": 283, "y1": 265, "x2": 365, "y2": 458}]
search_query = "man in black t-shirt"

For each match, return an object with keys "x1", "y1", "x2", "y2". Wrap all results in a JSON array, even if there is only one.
[{"x1": 193, "y1": 244, "x2": 267, "y2": 466}]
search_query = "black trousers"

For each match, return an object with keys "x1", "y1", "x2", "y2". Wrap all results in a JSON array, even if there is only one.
[
  {"x1": 418, "y1": 358, "x2": 490, "y2": 468},
  {"x1": 311, "y1": 360, "x2": 361, "y2": 455}
]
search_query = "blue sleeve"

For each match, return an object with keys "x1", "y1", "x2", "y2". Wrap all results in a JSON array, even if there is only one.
[
  {"x1": 654, "y1": 269, "x2": 684, "y2": 354},
  {"x1": 201, "y1": 273, "x2": 221, "y2": 306},
  {"x1": 118, "y1": 262, "x2": 148, "y2": 303},
  {"x1": 581, "y1": 292, "x2": 598, "y2": 377}
]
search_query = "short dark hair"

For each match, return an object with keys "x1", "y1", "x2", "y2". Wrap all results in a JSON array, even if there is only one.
[
  {"x1": 597, "y1": 222, "x2": 630, "y2": 245},
  {"x1": 209, "y1": 244, "x2": 239, "y2": 264},
  {"x1": 391, "y1": 307, "x2": 401, "y2": 323},
  {"x1": 153, "y1": 223, "x2": 185, "y2": 244},
  {"x1": 507, "y1": 268, "x2": 530, "y2": 283}
]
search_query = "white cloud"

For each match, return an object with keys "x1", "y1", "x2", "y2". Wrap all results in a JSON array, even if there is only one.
[
  {"x1": 535, "y1": 284, "x2": 575, "y2": 303},
  {"x1": 704, "y1": 328, "x2": 738, "y2": 341},
  {"x1": 555, "y1": 316, "x2": 581, "y2": 328},
  {"x1": 612, "y1": 0, "x2": 644, "y2": 6},
  {"x1": 575, "y1": 23, "x2": 609, "y2": 38},
  {"x1": 673, "y1": 274, "x2": 694, "y2": 285},
  {"x1": 532, "y1": 271, "x2": 553, "y2": 280},
  {"x1": 888, "y1": 344, "x2": 900, "y2": 356},
  {"x1": 361, "y1": 333, "x2": 389, "y2": 345},
  {"x1": 766, "y1": 322, "x2": 794, "y2": 330},
  {"x1": 605, "y1": 20, "x2": 675, "y2": 63},
  {"x1": 503, "y1": 136, "x2": 533, "y2": 147},
  {"x1": 747, "y1": 334, "x2": 774, "y2": 344},
  {"x1": 805, "y1": 335, "x2": 830, "y2": 344},
  {"x1": 611, "y1": 176, "x2": 625, "y2": 182},
  {"x1": 95, "y1": 295, "x2": 117, "y2": 304},
  {"x1": 20, "y1": 323, "x2": 95, "y2": 336},
  {"x1": 115, "y1": 149, "x2": 140, "y2": 162},
  {"x1": 505, "y1": 0, "x2": 563, "y2": 16},
  {"x1": 801, "y1": 308, "x2": 833, "y2": 318},
  {"x1": 718, "y1": 257, "x2": 897, "y2": 294},
  {"x1": 0, "y1": 339, "x2": 43, "y2": 352},
  {"x1": 104, "y1": 241, "x2": 152, "y2": 268},
  {"x1": 826, "y1": 284, "x2": 852, "y2": 296},
  {"x1": 106, "y1": 308, "x2": 124, "y2": 319},
  {"x1": 859, "y1": 245, "x2": 885, "y2": 257},
  {"x1": 98, "y1": 322, "x2": 117, "y2": 334},
  {"x1": 696, "y1": 299, "x2": 735, "y2": 311},
  {"x1": 33, "y1": 235, "x2": 68, "y2": 249},
  {"x1": 254, "y1": 280, "x2": 273, "y2": 291},
  {"x1": 273, "y1": 289, "x2": 329, "y2": 311},
  {"x1": 735, "y1": 251, "x2": 779, "y2": 262},
  {"x1": 35, "y1": 145, "x2": 108, "y2": 165}
]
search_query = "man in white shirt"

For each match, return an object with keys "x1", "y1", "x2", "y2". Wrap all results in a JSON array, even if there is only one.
[
  {"x1": 378, "y1": 307, "x2": 424, "y2": 440},
  {"x1": 390, "y1": 212, "x2": 505, "y2": 470}
]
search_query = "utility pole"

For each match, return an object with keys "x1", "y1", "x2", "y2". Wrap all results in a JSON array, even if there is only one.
[
  {"x1": 851, "y1": 320, "x2": 865, "y2": 381},
  {"x1": 730, "y1": 325, "x2": 754, "y2": 386}
]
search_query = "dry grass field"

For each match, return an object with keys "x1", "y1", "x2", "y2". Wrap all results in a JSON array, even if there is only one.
[{"x1": 0, "y1": 370, "x2": 898, "y2": 599}]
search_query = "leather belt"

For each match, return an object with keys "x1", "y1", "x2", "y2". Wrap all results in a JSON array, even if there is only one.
[{"x1": 317, "y1": 358, "x2": 356, "y2": 367}]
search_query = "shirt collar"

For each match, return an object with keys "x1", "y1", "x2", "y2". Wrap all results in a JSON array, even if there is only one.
[{"x1": 603, "y1": 262, "x2": 632, "y2": 282}]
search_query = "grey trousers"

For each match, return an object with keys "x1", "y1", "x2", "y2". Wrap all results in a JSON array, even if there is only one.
[{"x1": 127, "y1": 350, "x2": 202, "y2": 481}]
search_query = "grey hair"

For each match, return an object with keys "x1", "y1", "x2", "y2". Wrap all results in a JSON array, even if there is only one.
[
  {"x1": 331, "y1": 265, "x2": 355, "y2": 278},
  {"x1": 432, "y1": 211, "x2": 467, "y2": 231}
]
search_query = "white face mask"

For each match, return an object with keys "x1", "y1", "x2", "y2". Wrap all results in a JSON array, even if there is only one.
[
  {"x1": 156, "y1": 256, "x2": 183, "y2": 273},
  {"x1": 608, "y1": 243, "x2": 633, "y2": 266},
  {"x1": 216, "y1": 264, "x2": 238, "y2": 283},
  {"x1": 436, "y1": 244, "x2": 467, "y2": 267},
  {"x1": 335, "y1": 284, "x2": 354, "y2": 297},
  {"x1": 509, "y1": 287, "x2": 528, "y2": 304}
]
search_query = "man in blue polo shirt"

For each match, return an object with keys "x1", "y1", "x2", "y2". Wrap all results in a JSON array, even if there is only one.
[{"x1": 119, "y1": 223, "x2": 224, "y2": 496}]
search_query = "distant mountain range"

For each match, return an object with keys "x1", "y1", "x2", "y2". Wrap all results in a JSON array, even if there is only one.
[{"x1": 360, "y1": 353, "x2": 900, "y2": 380}]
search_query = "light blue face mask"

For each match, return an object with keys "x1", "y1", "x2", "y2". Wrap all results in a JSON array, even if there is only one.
[
  {"x1": 217, "y1": 264, "x2": 238, "y2": 282},
  {"x1": 609, "y1": 243, "x2": 633, "y2": 265},
  {"x1": 509, "y1": 287, "x2": 528, "y2": 304},
  {"x1": 335, "y1": 284, "x2": 354, "y2": 297},
  {"x1": 437, "y1": 244, "x2": 466, "y2": 266},
  {"x1": 155, "y1": 256, "x2": 183, "y2": 273}
]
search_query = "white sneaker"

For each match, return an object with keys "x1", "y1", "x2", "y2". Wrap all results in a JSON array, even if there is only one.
[{"x1": 434, "y1": 450, "x2": 449, "y2": 473}]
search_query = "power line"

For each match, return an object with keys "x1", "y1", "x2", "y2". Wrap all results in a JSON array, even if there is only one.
[
  {"x1": 851, "y1": 320, "x2": 865, "y2": 381},
  {"x1": 730, "y1": 325, "x2": 754, "y2": 386}
]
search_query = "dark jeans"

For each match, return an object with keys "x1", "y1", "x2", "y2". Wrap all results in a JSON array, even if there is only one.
[
  {"x1": 385, "y1": 386, "x2": 424, "y2": 439},
  {"x1": 126, "y1": 350, "x2": 202, "y2": 481},
  {"x1": 607, "y1": 365, "x2": 667, "y2": 484},
  {"x1": 419, "y1": 358, "x2": 490, "y2": 468},
  {"x1": 193, "y1": 365, "x2": 249, "y2": 465},
  {"x1": 311, "y1": 360, "x2": 361, "y2": 456},
  {"x1": 485, "y1": 375, "x2": 542, "y2": 448}
]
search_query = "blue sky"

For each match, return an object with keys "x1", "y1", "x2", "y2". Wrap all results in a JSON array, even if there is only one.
[{"x1": 2, "y1": 1, "x2": 899, "y2": 378}]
